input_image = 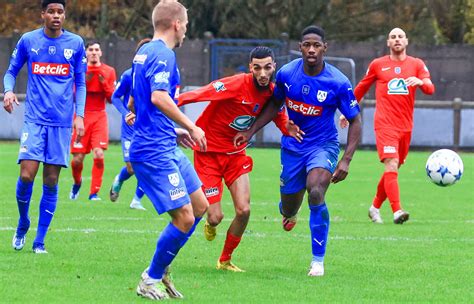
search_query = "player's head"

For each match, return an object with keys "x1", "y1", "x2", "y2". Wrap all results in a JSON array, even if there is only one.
[
  {"x1": 85, "y1": 41, "x2": 102, "y2": 66},
  {"x1": 248, "y1": 46, "x2": 276, "y2": 88},
  {"x1": 152, "y1": 0, "x2": 188, "y2": 48},
  {"x1": 299, "y1": 25, "x2": 327, "y2": 68},
  {"x1": 135, "y1": 38, "x2": 152, "y2": 53},
  {"x1": 387, "y1": 27, "x2": 408, "y2": 54},
  {"x1": 41, "y1": 0, "x2": 66, "y2": 32}
]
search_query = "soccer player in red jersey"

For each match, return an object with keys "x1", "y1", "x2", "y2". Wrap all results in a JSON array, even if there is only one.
[
  {"x1": 341, "y1": 27, "x2": 435, "y2": 224},
  {"x1": 178, "y1": 46, "x2": 303, "y2": 272},
  {"x1": 70, "y1": 41, "x2": 117, "y2": 201}
]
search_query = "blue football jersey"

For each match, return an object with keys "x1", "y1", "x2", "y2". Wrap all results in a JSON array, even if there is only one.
[
  {"x1": 6, "y1": 28, "x2": 86, "y2": 127},
  {"x1": 130, "y1": 39, "x2": 181, "y2": 161},
  {"x1": 112, "y1": 68, "x2": 134, "y2": 139},
  {"x1": 274, "y1": 58, "x2": 360, "y2": 153}
]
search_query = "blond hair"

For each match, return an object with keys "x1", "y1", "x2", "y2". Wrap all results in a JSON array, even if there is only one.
[{"x1": 152, "y1": 1, "x2": 187, "y2": 31}]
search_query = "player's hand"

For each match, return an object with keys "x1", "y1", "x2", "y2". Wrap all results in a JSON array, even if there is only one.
[
  {"x1": 3, "y1": 91, "x2": 19, "y2": 113},
  {"x1": 125, "y1": 112, "x2": 136, "y2": 125},
  {"x1": 233, "y1": 130, "x2": 253, "y2": 147},
  {"x1": 286, "y1": 120, "x2": 305, "y2": 143},
  {"x1": 405, "y1": 76, "x2": 423, "y2": 87},
  {"x1": 85, "y1": 72, "x2": 94, "y2": 82},
  {"x1": 189, "y1": 125, "x2": 206, "y2": 152},
  {"x1": 98, "y1": 73, "x2": 105, "y2": 83},
  {"x1": 175, "y1": 128, "x2": 195, "y2": 149},
  {"x1": 339, "y1": 114, "x2": 349, "y2": 129},
  {"x1": 331, "y1": 158, "x2": 350, "y2": 184},
  {"x1": 73, "y1": 116, "x2": 85, "y2": 143}
]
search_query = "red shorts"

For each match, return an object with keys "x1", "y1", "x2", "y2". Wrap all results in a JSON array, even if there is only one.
[
  {"x1": 194, "y1": 151, "x2": 253, "y2": 204},
  {"x1": 71, "y1": 111, "x2": 109, "y2": 154},
  {"x1": 375, "y1": 129, "x2": 412, "y2": 165}
]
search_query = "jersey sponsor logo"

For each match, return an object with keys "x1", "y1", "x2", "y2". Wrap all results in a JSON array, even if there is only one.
[
  {"x1": 387, "y1": 78, "x2": 409, "y2": 95},
  {"x1": 212, "y1": 81, "x2": 226, "y2": 92},
  {"x1": 64, "y1": 48, "x2": 73, "y2": 60},
  {"x1": 394, "y1": 67, "x2": 401, "y2": 74},
  {"x1": 154, "y1": 71, "x2": 170, "y2": 84},
  {"x1": 316, "y1": 90, "x2": 327, "y2": 102},
  {"x1": 286, "y1": 98, "x2": 322, "y2": 116},
  {"x1": 31, "y1": 48, "x2": 40, "y2": 55},
  {"x1": 381, "y1": 67, "x2": 391, "y2": 71},
  {"x1": 168, "y1": 173, "x2": 180, "y2": 187},
  {"x1": 205, "y1": 187, "x2": 219, "y2": 198},
  {"x1": 32, "y1": 62, "x2": 70, "y2": 76},
  {"x1": 229, "y1": 115, "x2": 256, "y2": 131},
  {"x1": 133, "y1": 54, "x2": 147, "y2": 64},
  {"x1": 48, "y1": 46, "x2": 56, "y2": 55},
  {"x1": 169, "y1": 187, "x2": 186, "y2": 200},
  {"x1": 302, "y1": 85, "x2": 310, "y2": 95},
  {"x1": 73, "y1": 142, "x2": 83, "y2": 148},
  {"x1": 383, "y1": 146, "x2": 397, "y2": 153}
]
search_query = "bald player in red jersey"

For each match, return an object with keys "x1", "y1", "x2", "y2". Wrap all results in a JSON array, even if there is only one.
[
  {"x1": 179, "y1": 46, "x2": 303, "y2": 272},
  {"x1": 341, "y1": 27, "x2": 435, "y2": 224},
  {"x1": 70, "y1": 41, "x2": 116, "y2": 201}
]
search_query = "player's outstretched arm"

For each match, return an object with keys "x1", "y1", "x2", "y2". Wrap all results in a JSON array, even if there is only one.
[
  {"x1": 233, "y1": 96, "x2": 283, "y2": 147},
  {"x1": 152, "y1": 90, "x2": 206, "y2": 151},
  {"x1": 332, "y1": 113, "x2": 361, "y2": 183}
]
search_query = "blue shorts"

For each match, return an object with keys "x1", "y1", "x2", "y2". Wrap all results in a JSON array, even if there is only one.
[
  {"x1": 131, "y1": 147, "x2": 202, "y2": 215},
  {"x1": 121, "y1": 135, "x2": 132, "y2": 162},
  {"x1": 280, "y1": 142, "x2": 340, "y2": 194},
  {"x1": 18, "y1": 121, "x2": 72, "y2": 167}
]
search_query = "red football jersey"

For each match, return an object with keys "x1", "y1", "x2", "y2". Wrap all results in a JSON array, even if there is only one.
[
  {"x1": 85, "y1": 63, "x2": 116, "y2": 112},
  {"x1": 178, "y1": 73, "x2": 289, "y2": 153},
  {"x1": 354, "y1": 55, "x2": 432, "y2": 131}
]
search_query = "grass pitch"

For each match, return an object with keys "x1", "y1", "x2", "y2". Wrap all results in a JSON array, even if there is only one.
[{"x1": 0, "y1": 142, "x2": 473, "y2": 303}]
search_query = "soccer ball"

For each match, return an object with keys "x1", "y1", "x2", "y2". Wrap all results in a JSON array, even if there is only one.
[{"x1": 425, "y1": 149, "x2": 463, "y2": 186}]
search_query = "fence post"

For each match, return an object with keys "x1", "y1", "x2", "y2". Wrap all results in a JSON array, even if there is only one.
[
  {"x1": 203, "y1": 31, "x2": 214, "y2": 84},
  {"x1": 453, "y1": 97, "x2": 462, "y2": 150}
]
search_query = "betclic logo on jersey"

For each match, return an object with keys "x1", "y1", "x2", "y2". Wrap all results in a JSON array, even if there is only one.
[
  {"x1": 286, "y1": 98, "x2": 322, "y2": 116},
  {"x1": 32, "y1": 62, "x2": 70, "y2": 76}
]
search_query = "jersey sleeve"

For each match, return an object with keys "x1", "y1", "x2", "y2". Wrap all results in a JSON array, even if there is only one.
[
  {"x1": 73, "y1": 41, "x2": 87, "y2": 74},
  {"x1": 337, "y1": 81, "x2": 360, "y2": 120},
  {"x1": 417, "y1": 58, "x2": 431, "y2": 80},
  {"x1": 354, "y1": 60, "x2": 377, "y2": 102},
  {"x1": 272, "y1": 106, "x2": 290, "y2": 136},
  {"x1": 111, "y1": 72, "x2": 131, "y2": 116},
  {"x1": 3, "y1": 35, "x2": 28, "y2": 92},
  {"x1": 147, "y1": 51, "x2": 175, "y2": 94},
  {"x1": 103, "y1": 66, "x2": 117, "y2": 102},
  {"x1": 272, "y1": 69, "x2": 287, "y2": 101},
  {"x1": 178, "y1": 74, "x2": 244, "y2": 106}
]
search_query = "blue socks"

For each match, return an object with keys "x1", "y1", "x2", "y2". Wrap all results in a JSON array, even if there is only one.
[
  {"x1": 309, "y1": 203, "x2": 330, "y2": 263},
  {"x1": 134, "y1": 186, "x2": 145, "y2": 200},
  {"x1": 148, "y1": 222, "x2": 188, "y2": 280},
  {"x1": 118, "y1": 166, "x2": 132, "y2": 183},
  {"x1": 15, "y1": 177, "x2": 34, "y2": 237},
  {"x1": 33, "y1": 184, "x2": 58, "y2": 247}
]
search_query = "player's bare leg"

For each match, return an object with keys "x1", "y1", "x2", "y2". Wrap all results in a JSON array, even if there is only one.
[
  {"x1": 280, "y1": 189, "x2": 305, "y2": 231},
  {"x1": 12, "y1": 160, "x2": 40, "y2": 251},
  {"x1": 204, "y1": 202, "x2": 223, "y2": 241},
  {"x1": 70, "y1": 153, "x2": 85, "y2": 200},
  {"x1": 216, "y1": 174, "x2": 250, "y2": 272}
]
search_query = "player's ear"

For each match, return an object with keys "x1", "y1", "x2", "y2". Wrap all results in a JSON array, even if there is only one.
[{"x1": 298, "y1": 42, "x2": 303, "y2": 51}]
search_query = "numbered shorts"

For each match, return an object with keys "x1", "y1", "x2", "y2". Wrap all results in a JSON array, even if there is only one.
[
  {"x1": 18, "y1": 121, "x2": 72, "y2": 167},
  {"x1": 194, "y1": 150, "x2": 253, "y2": 204},
  {"x1": 131, "y1": 148, "x2": 202, "y2": 214},
  {"x1": 71, "y1": 111, "x2": 109, "y2": 154},
  {"x1": 375, "y1": 129, "x2": 412, "y2": 165},
  {"x1": 280, "y1": 142, "x2": 340, "y2": 195}
]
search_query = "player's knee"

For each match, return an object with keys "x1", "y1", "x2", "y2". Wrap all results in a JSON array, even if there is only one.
[
  {"x1": 384, "y1": 158, "x2": 399, "y2": 172},
  {"x1": 19, "y1": 173, "x2": 35, "y2": 183},
  {"x1": 126, "y1": 163, "x2": 134, "y2": 175},
  {"x1": 71, "y1": 156, "x2": 83, "y2": 166},
  {"x1": 308, "y1": 188, "x2": 324, "y2": 205},
  {"x1": 235, "y1": 205, "x2": 250, "y2": 220},
  {"x1": 43, "y1": 174, "x2": 59, "y2": 186},
  {"x1": 93, "y1": 149, "x2": 104, "y2": 159},
  {"x1": 208, "y1": 211, "x2": 224, "y2": 226}
]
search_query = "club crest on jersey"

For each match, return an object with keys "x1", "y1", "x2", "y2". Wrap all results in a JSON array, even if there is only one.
[
  {"x1": 154, "y1": 71, "x2": 170, "y2": 84},
  {"x1": 316, "y1": 90, "x2": 327, "y2": 102},
  {"x1": 394, "y1": 67, "x2": 401, "y2": 74},
  {"x1": 64, "y1": 49, "x2": 73, "y2": 60},
  {"x1": 212, "y1": 81, "x2": 226, "y2": 92},
  {"x1": 168, "y1": 173, "x2": 180, "y2": 187},
  {"x1": 229, "y1": 115, "x2": 255, "y2": 131},
  {"x1": 48, "y1": 46, "x2": 56, "y2": 55},
  {"x1": 387, "y1": 78, "x2": 409, "y2": 95},
  {"x1": 302, "y1": 85, "x2": 310, "y2": 95}
]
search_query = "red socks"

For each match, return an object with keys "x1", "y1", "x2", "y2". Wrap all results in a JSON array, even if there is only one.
[
  {"x1": 90, "y1": 158, "x2": 104, "y2": 195},
  {"x1": 383, "y1": 171, "x2": 401, "y2": 212},
  {"x1": 372, "y1": 173, "x2": 386, "y2": 209},
  {"x1": 71, "y1": 160, "x2": 83, "y2": 185},
  {"x1": 219, "y1": 232, "x2": 242, "y2": 262}
]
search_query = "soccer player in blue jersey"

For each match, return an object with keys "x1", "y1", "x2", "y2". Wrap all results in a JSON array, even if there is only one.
[
  {"x1": 2, "y1": 0, "x2": 86, "y2": 254},
  {"x1": 130, "y1": 1, "x2": 208, "y2": 300},
  {"x1": 234, "y1": 25, "x2": 362, "y2": 276}
]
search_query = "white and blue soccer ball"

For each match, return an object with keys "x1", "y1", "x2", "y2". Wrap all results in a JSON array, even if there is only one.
[{"x1": 425, "y1": 149, "x2": 463, "y2": 186}]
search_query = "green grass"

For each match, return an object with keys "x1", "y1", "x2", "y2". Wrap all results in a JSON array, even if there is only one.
[{"x1": 0, "y1": 142, "x2": 473, "y2": 303}]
